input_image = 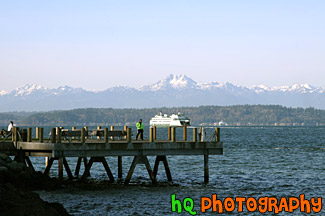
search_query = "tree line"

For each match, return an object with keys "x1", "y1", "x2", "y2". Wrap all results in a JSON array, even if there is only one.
[{"x1": 1, "y1": 105, "x2": 325, "y2": 126}]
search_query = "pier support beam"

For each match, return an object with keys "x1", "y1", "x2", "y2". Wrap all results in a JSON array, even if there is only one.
[
  {"x1": 75, "y1": 157, "x2": 88, "y2": 177},
  {"x1": 118, "y1": 156, "x2": 123, "y2": 179},
  {"x1": 14, "y1": 151, "x2": 35, "y2": 172},
  {"x1": 44, "y1": 158, "x2": 54, "y2": 175},
  {"x1": 125, "y1": 156, "x2": 157, "y2": 185},
  {"x1": 58, "y1": 157, "x2": 63, "y2": 179},
  {"x1": 81, "y1": 157, "x2": 114, "y2": 182},
  {"x1": 75, "y1": 157, "x2": 87, "y2": 176},
  {"x1": 63, "y1": 158, "x2": 73, "y2": 179},
  {"x1": 44, "y1": 157, "x2": 73, "y2": 180},
  {"x1": 153, "y1": 155, "x2": 172, "y2": 182},
  {"x1": 25, "y1": 156, "x2": 35, "y2": 172},
  {"x1": 204, "y1": 154, "x2": 209, "y2": 184}
]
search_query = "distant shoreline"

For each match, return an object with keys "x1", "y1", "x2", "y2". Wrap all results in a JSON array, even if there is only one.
[{"x1": 1, "y1": 105, "x2": 325, "y2": 126}]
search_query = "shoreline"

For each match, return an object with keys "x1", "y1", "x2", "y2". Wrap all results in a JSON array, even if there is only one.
[{"x1": 0, "y1": 153, "x2": 71, "y2": 216}]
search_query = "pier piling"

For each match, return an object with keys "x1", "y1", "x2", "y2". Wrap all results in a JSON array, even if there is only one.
[
  {"x1": 183, "y1": 126, "x2": 187, "y2": 141},
  {"x1": 104, "y1": 128, "x2": 109, "y2": 143},
  {"x1": 168, "y1": 126, "x2": 171, "y2": 140},
  {"x1": 126, "y1": 128, "x2": 131, "y2": 143},
  {"x1": 72, "y1": 127, "x2": 76, "y2": 139},
  {"x1": 84, "y1": 127, "x2": 88, "y2": 140},
  {"x1": 36, "y1": 127, "x2": 39, "y2": 139},
  {"x1": 153, "y1": 126, "x2": 157, "y2": 140},
  {"x1": 51, "y1": 128, "x2": 56, "y2": 143},
  {"x1": 199, "y1": 127, "x2": 203, "y2": 141},
  {"x1": 97, "y1": 126, "x2": 101, "y2": 140},
  {"x1": 124, "y1": 126, "x2": 128, "y2": 139},
  {"x1": 11, "y1": 127, "x2": 16, "y2": 142},
  {"x1": 171, "y1": 127, "x2": 176, "y2": 142},
  {"x1": 81, "y1": 128, "x2": 85, "y2": 143},
  {"x1": 193, "y1": 128, "x2": 197, "y2": 142},
  {"x1": 215, "y1": 128, "x2": 220, "y2": 142},
  {"x1": 110, "y1": 126, "x2": 114, "y2": 140},
  {"x1": 27, "y1": 128, "x2": 32, "y2": 142},
  {"x1": 149, "y1": 127, "x2": 154, "y2": 142},
  {"x1": 58, "y1": 157, "x2": 63, "y2": 180},
  {"x1": 118, "y1": 156, "x2": 123, "y2": 179},
  {"x1": 204, "y1": 154, "x2": 209, "y2": 184},
  {"x1": 56, "y1": 127, "x2": 61, "y2": 143},
  {"x1": 39, "y1": 128, "x2": 43, "y2": 143}
]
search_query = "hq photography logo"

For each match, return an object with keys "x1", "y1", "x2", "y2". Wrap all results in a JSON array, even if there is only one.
[{"x1": 170, "y1": 194, "x2": 322, "y2": 215}]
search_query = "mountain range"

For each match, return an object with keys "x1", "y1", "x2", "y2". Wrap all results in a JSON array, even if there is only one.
[{"x1": 1, "y1": 74, "x2": 325, "y2": 112}]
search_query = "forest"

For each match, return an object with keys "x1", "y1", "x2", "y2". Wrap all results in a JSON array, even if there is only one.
[{"x1": 1, "y1": 105, "x2": 324, "y2": 126}]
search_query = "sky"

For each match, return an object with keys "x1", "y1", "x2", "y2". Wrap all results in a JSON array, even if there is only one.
[{"x1": 0, "y1": 0, "x2": 324, "y2": 91}]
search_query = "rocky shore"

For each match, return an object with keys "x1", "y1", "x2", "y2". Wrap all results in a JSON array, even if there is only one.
[{"x1": 0, "y1": 153, "x2": 71, "y2": 216}]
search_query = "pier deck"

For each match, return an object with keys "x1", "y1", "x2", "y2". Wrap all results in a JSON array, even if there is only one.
[{"x1": 0, "y1": 126, "x2": 223, "y2": 184}]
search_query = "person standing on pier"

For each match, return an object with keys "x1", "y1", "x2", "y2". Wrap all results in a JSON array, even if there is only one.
[
  {"x1": 7, "y1": 121, "x2": 14, "y2": 132},
  {"x1": 136, "y1": 119, "x2": 144, "y2": 140}
]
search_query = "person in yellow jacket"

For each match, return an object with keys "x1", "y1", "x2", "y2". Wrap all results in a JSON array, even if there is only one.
[{"x1": 136, "y1": 119, "x2": 144, "y2": 140}]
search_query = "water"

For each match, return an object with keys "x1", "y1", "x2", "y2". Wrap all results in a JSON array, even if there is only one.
[{"x1": 8, "y1": 126, "x2": 325, "y2": 215}]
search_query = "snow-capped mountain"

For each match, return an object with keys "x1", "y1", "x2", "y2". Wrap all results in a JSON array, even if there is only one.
[
  {"x1": 250, "y1": 83, "x2": 320, "y2": 94},
  {"x1": 7, "y1": 84, "x2": 86, "y2": 97},
  {"x1": 0, "y1": 90, "x2": 8, "y2": 96},
  {"x1": 138, "y1": 74, "x2": 197, "y2": 91},
  {"x1": 11, "y1": 84, "x2": 48, "y2": 96},
  {"x1": 1, "y1": 74, "x2": 325, "y2": 111}
]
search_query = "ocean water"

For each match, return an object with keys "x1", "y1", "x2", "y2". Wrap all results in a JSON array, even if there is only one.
[{"x1": 11, "y1": 126, "x2": 325, "y2": 215}]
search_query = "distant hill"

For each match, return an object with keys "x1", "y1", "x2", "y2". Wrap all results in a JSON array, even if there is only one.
[
  {"x1": 1, "y1": 74, "x2": 325, "y2": 112},
  {"x1": 1, "y1": 105, "x2": 325, "y2": 126}
]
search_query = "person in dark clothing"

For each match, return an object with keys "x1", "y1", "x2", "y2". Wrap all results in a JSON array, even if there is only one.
[{"x1": 136, "y1": 119, "x2": 144, "y2": 140}]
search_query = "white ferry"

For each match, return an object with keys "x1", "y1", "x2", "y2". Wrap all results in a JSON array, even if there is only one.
[{"x1": 150, "y1": 112, "x2": 191, "y2": 127}]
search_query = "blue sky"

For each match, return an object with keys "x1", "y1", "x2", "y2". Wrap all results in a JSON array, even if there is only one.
[{"x1": 0, "y1": 1, "x2": 324, "y2": 91}]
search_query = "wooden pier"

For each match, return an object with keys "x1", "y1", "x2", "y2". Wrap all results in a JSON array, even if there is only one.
[{"x1": 0, "y1": 126, "x2": 223, "y2": 184}]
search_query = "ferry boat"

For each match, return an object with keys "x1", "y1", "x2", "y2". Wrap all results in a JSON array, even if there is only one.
[{"x1": 150, "y1": 112, "x2": 191, "y2": 127}]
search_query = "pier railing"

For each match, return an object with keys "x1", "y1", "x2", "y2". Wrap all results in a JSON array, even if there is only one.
[{"x1": 8, "y1": 126, "x2": 220, "y2": 143}]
